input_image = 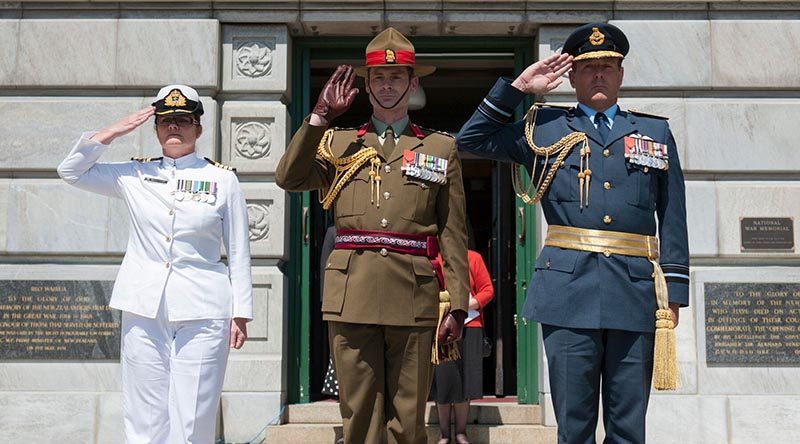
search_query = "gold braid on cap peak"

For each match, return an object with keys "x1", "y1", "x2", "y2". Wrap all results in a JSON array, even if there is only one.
[
  {"x1": 513, "y1": 104, "x2": 591, "y2": 208},
  {"x1": 574, "y1": 50, "x2": 624, "y2": 61},
  {"x1": 316, "y1": 129, "x2": 383, "y2": 210}
]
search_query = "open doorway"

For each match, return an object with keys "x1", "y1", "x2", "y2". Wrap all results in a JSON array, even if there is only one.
[{"x1": 289, "y1": 37, "x2": 539, "y2": 404}]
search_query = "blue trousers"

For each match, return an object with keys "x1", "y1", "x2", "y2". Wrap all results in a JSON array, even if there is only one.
[{"x1": 542, "y1": 325, "x2": 655, "y2": 444}]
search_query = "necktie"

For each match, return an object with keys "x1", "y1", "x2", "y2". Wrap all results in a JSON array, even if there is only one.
[
  {"x1": 383, "y1": 126, "x2": 396, "y2": 157},
  {"x1": 595, "y1": 112, "x2": 610, "y2": 144}
]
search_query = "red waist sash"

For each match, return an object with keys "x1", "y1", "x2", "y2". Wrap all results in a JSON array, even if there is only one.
[{"x1": 334, "y1": 229, "x2": 444, "y2": 288}]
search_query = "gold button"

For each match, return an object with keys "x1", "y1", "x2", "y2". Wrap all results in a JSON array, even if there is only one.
[
  {"x1": 603, "y1": 149, "x2": 610, "y2": 157},
  {"x1": 603, "y1": 215, "x2": 612, "y2": 225},
  {"x1": 165, "y1": 262, "x2": 171, "y2": 268},
  {"x1": 165, "y1": 236, "x2": 171, "y2": 242},
  {"x1": 379, "y1": 248, "x2": 388, "y2": 257},
  {"x1": 380, "y1": 218, "x2": 389, "y2": 228},
  {"x1": 603, "y1": 181, "x2": 612, "y2": 190},
  {"x1": 384, "y1": 165, "x2": 392, "y2": 173},
  {"x1": 603, "y1": 249, "x2": 611, "y2": 257},
  {"x1": 383, "y1": 191, "x2": 391, "y2": 200}
]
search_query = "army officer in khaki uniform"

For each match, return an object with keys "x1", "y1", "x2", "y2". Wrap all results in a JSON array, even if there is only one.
[{"x1": 276, "y1": 28, "x2": 469, "y2": 444}]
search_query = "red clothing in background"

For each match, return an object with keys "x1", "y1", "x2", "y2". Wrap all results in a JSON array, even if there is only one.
[
  {"x1": 436, "y1": 250, "x2": 494, "y2": 328},
  {"x1": 466, "y1": 250, "x2": 494, "y2": 327}
]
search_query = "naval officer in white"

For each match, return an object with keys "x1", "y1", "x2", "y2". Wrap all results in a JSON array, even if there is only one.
[{"x1": 58, "y1": 85, "x2": 253, "y2": 444}]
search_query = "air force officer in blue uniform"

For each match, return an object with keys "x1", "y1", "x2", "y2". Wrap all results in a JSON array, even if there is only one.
[{"x1": 457, "y1": 23, "x2": 690, "y2": 443}]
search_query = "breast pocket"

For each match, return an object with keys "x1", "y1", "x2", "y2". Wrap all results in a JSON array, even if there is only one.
[
  {"x1": 322, "y1": 249, "x2": 353, "y2": 314},
  {"x1": 334, "y1": 175, "x2": 369, "y2": 218},
  {"x1": 545, "y1": 156, "x2": 580, "y2": 202},
  {"x1": 400, "y1": 178, "x2": 438, "y2": 224},
  {"x1": 625, "y1": 163, "x2": 659, "y2": 210}
]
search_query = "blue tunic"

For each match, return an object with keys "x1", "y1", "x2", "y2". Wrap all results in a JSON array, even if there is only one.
[{"x1": 458, "y1": 78, "x2": 690, "y2": 333}]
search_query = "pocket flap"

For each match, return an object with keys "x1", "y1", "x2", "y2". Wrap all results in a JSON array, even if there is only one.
[
  {"x1": 325, "y1": 249, "x2": 353, "y2": 272},
  {"x1": 411, "y1": 256, "x2": 437, "y2": 277},
  {"x1": 626, "y1": 256, "x2": 654, "y2": 280},
  {"x1": 535, "y1": 247, "x2": 579, "y2": 273}
]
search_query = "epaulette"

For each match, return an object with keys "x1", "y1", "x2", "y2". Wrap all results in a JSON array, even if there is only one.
[
  {"x1": 204, "y1": 157, "x2": 237, "y2": 172},
  {"x1": 332, "y1": 125, "x2": 363, "y2": 132},
  {"x1": 414, "y1": 125, "x2": 454, "y2": 139},
  {"x1": 535, "y1": 102, "x2": 573, "y2": 110},
  {"x1": 131, "y1": 156, "x2": 162, "y2": 162},
  {"x1": 627, "y1": 108, "x2": 669, "y2": 120}
]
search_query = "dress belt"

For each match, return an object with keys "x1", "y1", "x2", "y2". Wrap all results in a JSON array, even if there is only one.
[
  {"x1": 543, "y1": 225, "x2": 678, "y2": 390},
  {"x1": 334, "y1": 229, "x2": 442, "y2": 288}
]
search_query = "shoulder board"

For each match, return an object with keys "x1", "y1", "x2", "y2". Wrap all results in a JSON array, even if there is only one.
[
  {"x1": 332, "y1": 125, "x2": 363, "y2": 132},
  {"x1": 204, "y1": 157, "x2": 237, "y2": 172},
  {"x1": 414, "y1": 125, "x2": 454, "y2": 139},
  {"x1": 130, "y1": 156, "x2": 162, "y2": 162},
  {"x1": 534, "y1": 102, "x2": 573, "y2": 111},
  {"x1": 627, "y1": 108, "x2": 669, "y2": 120}
]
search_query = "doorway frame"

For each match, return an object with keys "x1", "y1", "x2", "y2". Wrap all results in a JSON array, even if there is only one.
[{"x1": 286, "y1": 35, "x2": 540, "y2": 404}]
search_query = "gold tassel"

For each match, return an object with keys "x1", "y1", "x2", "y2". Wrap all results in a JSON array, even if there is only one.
[
  {"x1": 651, "y1": 258, "x2": 679, "y2": 390},
  {"x1": 431, "y1": 290, "x2": 461, "y2": 365},
  {"x1": 653, "y1": 308, "x2": 679, "y2": 390}
]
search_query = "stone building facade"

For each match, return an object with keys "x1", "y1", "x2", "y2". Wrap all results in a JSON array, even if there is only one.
[{"x1": 1, "y1": 1, "x2": 798, "y2": 443}]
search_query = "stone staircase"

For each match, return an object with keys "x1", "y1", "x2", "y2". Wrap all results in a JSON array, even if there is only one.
[{"x1": 263, "y1": 399, "x2": 556, "y2": 443}]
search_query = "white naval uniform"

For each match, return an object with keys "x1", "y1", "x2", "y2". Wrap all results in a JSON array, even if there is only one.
[{"x1": 58, "y1": 132, "x2": 253, "y2": 444}]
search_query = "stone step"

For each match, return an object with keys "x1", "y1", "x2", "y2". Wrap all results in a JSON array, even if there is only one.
[
  {"x1": 286, "y1": 401, "x2": 542, "y2": 425},
  {"x1": 264, "y1": 423, "x2": 557, "y2": 444}
]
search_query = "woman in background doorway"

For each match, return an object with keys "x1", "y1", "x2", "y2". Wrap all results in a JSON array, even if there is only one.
[{"x1": 430, "y1": 249, "x2": 494, "y2": 444}]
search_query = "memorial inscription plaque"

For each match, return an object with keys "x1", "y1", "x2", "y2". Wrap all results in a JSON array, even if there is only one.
[
  {"x1": 740, "y1": 217, "x2": 794, "y2": 252},
  {"x1": 705, "y1": 282, "x2": 800, "y2": 364},
  {"x1": 0, "y1": 280, "x2": 120, "y2": 359}
]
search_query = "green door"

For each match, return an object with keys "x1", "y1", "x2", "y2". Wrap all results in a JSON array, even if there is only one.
[{"x1": 287, "y1": 36, "x2": 540, "y2": 405}]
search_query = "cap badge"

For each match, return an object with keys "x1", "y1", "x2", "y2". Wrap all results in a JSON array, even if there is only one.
[
  {"x1": 166, "y1": 89, "x2": 187, "y2": 107},
  {"x1": 385, "y1": 49, "x2": 396, "y2": 64},
  {"x1": 589, "y1": 27, "x2": 605, "y2": 46}
]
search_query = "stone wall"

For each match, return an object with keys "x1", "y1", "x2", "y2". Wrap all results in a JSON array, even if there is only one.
[
  {"x1": 1, "y1": 1, "x2": 799, "y2": 443},
  {"x1": 0, "y1": 11, "x2": 291, "y2": 444}
]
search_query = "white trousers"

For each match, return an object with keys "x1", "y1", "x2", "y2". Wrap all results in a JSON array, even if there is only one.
[{"x1": 121, "y1": 305, "x2": 230, "y2": 444}]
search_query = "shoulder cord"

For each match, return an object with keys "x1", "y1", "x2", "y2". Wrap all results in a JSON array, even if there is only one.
[
  {"x1": 513, "y1": 105, "x2": 592, "y2": 208},
  {"x1": 316, "y1": 129, "x2": 382, "y2": 210}
]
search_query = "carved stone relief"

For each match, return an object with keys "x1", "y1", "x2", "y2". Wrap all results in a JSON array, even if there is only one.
[
  {"x1": 233, "y1": 118, "x2": 273, "y2": 160},
  {"x1": 247, "y1": 201, "x2": 272, "y2": 242},
  {"x1": 234, "y1": 38, "x2": 275, "y2": 78}
]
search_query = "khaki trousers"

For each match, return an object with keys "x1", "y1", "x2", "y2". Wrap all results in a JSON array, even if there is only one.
[{"x1": 329, "y1": 321, "x2": 435, "y2": 444}]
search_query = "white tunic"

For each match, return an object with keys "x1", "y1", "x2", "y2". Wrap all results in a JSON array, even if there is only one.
[{"x1": 58, "y1": 133, "x2": 253, "y2": 321}]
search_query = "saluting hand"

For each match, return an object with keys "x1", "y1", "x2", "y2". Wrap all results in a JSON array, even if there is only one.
[
  {"x1": 230, "y1": 317, "x2": 248, "y2": 349},
  {"x1": 511, "y1": 52, "x2": 573, "y2": 96},
  {"x1": 91, "y1": 106, "x2": 156, "y2": 145},
  {"x1": 311, "y1": 65, "x2": 359, "y2": 125}
]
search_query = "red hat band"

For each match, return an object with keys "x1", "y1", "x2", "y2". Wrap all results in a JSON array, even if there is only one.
[{"x1": 366, "y1": 49, "x2": 416, "y2": 67}]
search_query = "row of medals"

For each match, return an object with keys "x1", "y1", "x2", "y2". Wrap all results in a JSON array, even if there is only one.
[
  {"x1": 402, "y1": 152, "x2": 449, "y2": 185},
  {"x1": 171, "y1": 179, "x2": 217, "y2": 203}
]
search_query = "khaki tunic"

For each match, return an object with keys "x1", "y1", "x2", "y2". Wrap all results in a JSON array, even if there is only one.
[{"x1": 276, "y1": 118, "x2": 469, "y2": 327}]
